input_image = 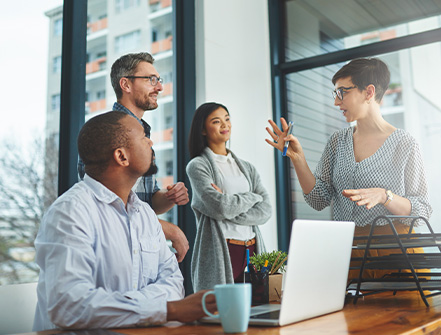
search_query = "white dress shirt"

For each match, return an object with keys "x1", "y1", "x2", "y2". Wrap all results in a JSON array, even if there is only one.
[
  {"x1": 33, "y1": 174, "x2": 184, "y2": 331},
  {"x1": 208, "y1": 148, "x2": 255, "y2": 241}
]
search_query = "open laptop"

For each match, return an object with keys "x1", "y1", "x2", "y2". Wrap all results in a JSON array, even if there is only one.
[{"x1": 201, "y1": 219, "x2": 355, "y2": 327}]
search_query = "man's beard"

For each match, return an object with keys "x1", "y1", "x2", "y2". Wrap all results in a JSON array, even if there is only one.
[
  {"x1": 135, "y1": 95, "x2": 158, "y2": 111},
  {"x1": 144, "y1": 149, "x2": 158, "y2": 177}
]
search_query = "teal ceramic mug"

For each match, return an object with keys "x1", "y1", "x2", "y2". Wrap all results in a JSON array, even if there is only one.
[{"x1": 202, "y1": 283, "x2": 252, "y2": 333}]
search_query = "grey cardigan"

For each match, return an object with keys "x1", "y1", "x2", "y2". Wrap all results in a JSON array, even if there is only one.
[{"x1": 186, "y1": 148, "x2": 271, "y2": 291}]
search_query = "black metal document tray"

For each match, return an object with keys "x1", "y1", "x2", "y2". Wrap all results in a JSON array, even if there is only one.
[{"x1": 348, "y1": 215, "x2": 441, "y2": 307}]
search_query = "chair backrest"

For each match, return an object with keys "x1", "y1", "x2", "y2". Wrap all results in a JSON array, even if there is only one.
[{"x1": 0, "y1": 282, "x2": 38, "y2": 335}]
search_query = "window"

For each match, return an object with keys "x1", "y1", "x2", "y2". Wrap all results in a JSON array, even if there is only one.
[
  {"x1": 152, "y1": 28, "x2": 158, "y2": 42},
  {"x1": 0, "y1": 1, "x2": 63, "y2": 285},
  {"x1": 54, "y1": 18, "x2": 62, "y2": 36},
  {"x1": 87, "y1": 0, "x2": 177, "y2": 228},
  {"x1": 272, "y1": 0, "x2": 441, "y2": 240},
  {"x1": 283, "y1": 1, "x2": 441, "y2": 62},
  {"x1": 114, "y1": 30, "x2": 140, "y2": 53},
  {"x1": 115, "y1": 0, "x2": 140, "y2": 13},
  {"x1": 51, "y1": 94, "x2": 60, "y2": 112},
  {"x1": 165, "y1": 116, "x2": 172, "y2": 129},
  {"x1": 96, "y1": 90, "x2": 105, "y2": 99},
  {"x1": 166, "y1": 160, "x2": 173, "y2": 175},
  {"x1": 52, "y1": 56, "x2": 61, "y2": 73}
]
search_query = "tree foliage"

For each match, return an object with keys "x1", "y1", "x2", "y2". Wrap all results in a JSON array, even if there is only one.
[{"x1": 0, "y1": 135, "x2": 58, "y2": 284}]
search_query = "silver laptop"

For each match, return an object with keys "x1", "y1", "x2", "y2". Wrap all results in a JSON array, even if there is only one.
[{"x1": 201, "y1": 219, "x2": 355, "y2": 327}]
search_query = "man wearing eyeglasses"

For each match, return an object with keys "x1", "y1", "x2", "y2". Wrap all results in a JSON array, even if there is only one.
[{"x1": 79, "y1": 52, "x2": 189, "y2": 263}]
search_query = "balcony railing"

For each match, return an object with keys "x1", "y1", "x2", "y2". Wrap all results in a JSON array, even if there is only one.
[
  {"x1": 151, "y1": 36, "x2": 172, "y2": 54},
  {"x1": 87, "y1": 17, "x2": 108, "y2": 34},
  {"x1": 86, "y1": 57, "x2": 107, "y2": 74},
  {"x1": 161, "y1": 82, "x2": 173, "y2": 97},
  {"x1": 157, "y1": 175, "x2": 173, "y2": 188},
  {"x1": 151, "y1": 127, "x2": 173, "y2": 143},
  {"x1": 86, "y1": 99, "x2": 106, "y2": 114},
  {"x1": 149, "y1": 0, "x2": 171, "y2": 9}
]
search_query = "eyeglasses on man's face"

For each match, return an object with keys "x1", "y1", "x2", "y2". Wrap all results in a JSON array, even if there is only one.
[
  {"x1": 332, "y1": 86, "x2": 357, "y2": 101},
  {"x1": 124, "y1": 75, "x2": 163, "y2": 86}
]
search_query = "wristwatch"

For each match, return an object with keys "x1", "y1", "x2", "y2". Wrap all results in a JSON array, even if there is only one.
[{"x1": 384, "y1": 190, "x2": 394, "y2": 207}]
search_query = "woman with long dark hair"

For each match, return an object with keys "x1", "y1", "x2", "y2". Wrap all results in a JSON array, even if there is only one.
[{"x1": 187, "y1": 102, "x2": 271, "y2": 291}]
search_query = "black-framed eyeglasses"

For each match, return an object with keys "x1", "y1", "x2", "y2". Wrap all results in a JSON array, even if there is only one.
[
  {"x1": 332, "y1": 86, "x2": 357, "y2": 100},
  {"x1": 124, "y1": 75, "x2": 163, "y2": 86}
]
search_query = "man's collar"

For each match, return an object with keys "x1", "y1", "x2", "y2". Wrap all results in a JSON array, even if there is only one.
[
  {"x1": 83, "y1": 174, "x2": 141, "y2": 209},
  {"x1": 83, "y1": 174, "x2": 120, "y2": 204},
  {"x1": 113, "y1": 102, "x2": 151, "y2": 137},
  {"x1": 113, "y1": 102, "x2": 143, "y2": 125}
]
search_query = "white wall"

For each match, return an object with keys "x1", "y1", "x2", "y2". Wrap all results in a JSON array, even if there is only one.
[{"x1": 195, "y1": 0, "x2": 278, "y2": 251}]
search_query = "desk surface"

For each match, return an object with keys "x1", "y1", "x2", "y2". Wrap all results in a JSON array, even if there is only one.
[{"x1": 25, "y1": 291, "x2": 441, "y2": 335}]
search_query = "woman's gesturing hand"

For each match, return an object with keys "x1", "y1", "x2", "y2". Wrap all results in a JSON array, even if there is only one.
[
  {"x1": 265, "y1": 117, "x2": 304, "y2": 161},
  {"x1": 342, "y1": 188, "x2": 386, "y2": 209}
]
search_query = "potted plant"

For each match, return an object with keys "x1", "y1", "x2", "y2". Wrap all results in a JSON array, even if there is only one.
[{"x1": 249, "y1": 250, "x2": 287, "y2": 302}]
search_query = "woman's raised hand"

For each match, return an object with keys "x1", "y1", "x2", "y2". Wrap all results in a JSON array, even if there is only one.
[{"x1": 265, "y1": 117, "x2": 304, "y2": 161}]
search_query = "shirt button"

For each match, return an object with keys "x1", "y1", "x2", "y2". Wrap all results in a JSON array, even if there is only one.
[{"x1": 134, "y1": 249, "x2": 138, "y2": 254}]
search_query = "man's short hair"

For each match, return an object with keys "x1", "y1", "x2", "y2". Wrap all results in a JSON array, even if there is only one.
[
  {"x1": 332, "y1": 58, "x2": 390, "y2": 103},
  {"x1": 78, "y1": 111, "x2": 131, "y2": 178},
  {"x1": 110, "y1": 52, "x2": 155, "y2": 99}
]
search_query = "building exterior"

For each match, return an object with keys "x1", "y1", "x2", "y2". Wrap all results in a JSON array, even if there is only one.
[{"x1": 45, "y1": 0, "x2": 175, "y2": 222}]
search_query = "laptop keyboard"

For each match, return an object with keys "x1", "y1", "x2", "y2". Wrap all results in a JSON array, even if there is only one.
[{"x1": 250, "y1": 310, "x2": 280, "y2": 320}]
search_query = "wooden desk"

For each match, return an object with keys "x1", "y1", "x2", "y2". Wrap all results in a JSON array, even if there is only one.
[{"x1": 25, "y1": 291, "x2": 441, "y2": 335}]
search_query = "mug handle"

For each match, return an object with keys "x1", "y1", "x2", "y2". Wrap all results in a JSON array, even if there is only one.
[{"x1": 202, "y1": 290, "x2": 218, "y2": 318}]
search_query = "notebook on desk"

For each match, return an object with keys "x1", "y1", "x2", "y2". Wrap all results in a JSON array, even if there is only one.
[{"x1": 200, "y1": 219, "x2": 355, "y2": 327}]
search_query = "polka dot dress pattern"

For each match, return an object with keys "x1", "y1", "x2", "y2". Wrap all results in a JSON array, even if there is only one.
[{"x1": 303, "y1": 127, "x2": 432, "y2": 227}]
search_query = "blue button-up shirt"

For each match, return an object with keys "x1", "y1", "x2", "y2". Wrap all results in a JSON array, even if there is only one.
[{"x1": 33, "y1": 175, "x2": 184, "y2": 331}]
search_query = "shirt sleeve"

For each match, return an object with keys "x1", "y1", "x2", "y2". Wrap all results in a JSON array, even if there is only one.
[
  {"x1": 35, "y1": 199, "x2": 183, "y2": 330},
  {"x1": 186, "y1": 158, "x2": 264, "y2": 221},
  {"x1": 223, "y1": 162, "x2": 272, "y2": 226},
  {"x1": 303, "y1": 134, "x2": 337, "y2": 211},
  {"x1": 153, "y1": 178, "x2": 160, "y2": 194},
  {"x1": 135, "y1": 175, "x2": 158, "y2": 206},
  {"x1": 404, "y1": 140, "x2": 432, "y2": 222}
]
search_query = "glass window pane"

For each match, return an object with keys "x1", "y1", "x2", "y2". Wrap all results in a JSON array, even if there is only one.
[
  {"x1": 0, "y1": 1, "x2": 62, "y2": 285},
  {"x1": 286, "y1": 47, "x2": 441, "y2": 231},
  {"x1": 286, "y1": 64, "x2": 346, "y2": 221},
  {"x1": 285, "y1": 0, "x2": 441, "y2": 61},
  {"x1": 85, "y1": 0, "x2": 176, "y2": 226}
]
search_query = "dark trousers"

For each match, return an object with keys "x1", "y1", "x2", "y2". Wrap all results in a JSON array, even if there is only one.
[{"x1": 227, "y1": 242, "x2": 256, "y2": 283}]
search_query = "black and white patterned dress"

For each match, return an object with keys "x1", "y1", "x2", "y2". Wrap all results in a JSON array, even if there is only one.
[{"x1": 304, "y1": 127, "x2": 432, "y2": 227}]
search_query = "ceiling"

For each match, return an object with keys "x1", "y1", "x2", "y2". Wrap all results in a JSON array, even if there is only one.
[{"x1": 291, "y1": 0, "x2": 441, "y2": 38}]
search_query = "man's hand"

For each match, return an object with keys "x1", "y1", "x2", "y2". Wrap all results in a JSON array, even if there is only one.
[
  {"x1": 159, "y1": 219, "x2": 189, "y2": 262},
  {"x1": 167, "y1": 290, "x2": 217, "y2": 323},
  {"x1": 165, "y1": 182, "x2": 189, "y2": 206},
  {"x1": 151, "y1": 182, "x2": 189, "y2": 214}
]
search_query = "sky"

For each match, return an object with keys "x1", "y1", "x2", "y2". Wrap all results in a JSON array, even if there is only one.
[{"x1": 0, "y1": 1, "x2": 62, "y2": 147}]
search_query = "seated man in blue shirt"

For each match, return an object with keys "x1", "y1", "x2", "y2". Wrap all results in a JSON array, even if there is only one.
[{"x1": 33, "y1": 111, "x2": 216, "y2": 331}]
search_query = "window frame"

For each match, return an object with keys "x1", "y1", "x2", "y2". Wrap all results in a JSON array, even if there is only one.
[{"x1": 267, "y1": 0, "x2": 441, "y2": 250}]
